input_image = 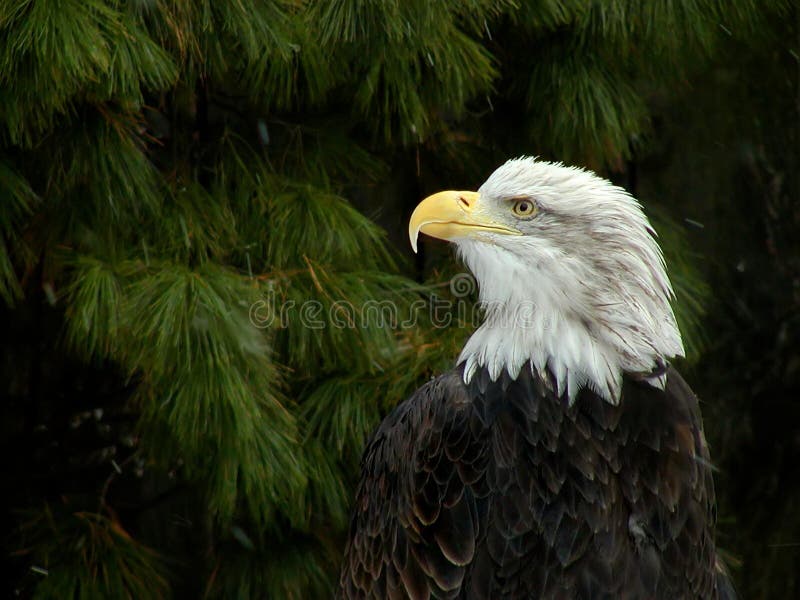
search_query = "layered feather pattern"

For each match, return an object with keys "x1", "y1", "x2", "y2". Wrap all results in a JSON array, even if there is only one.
[{"x1": 339, "y1": 364, "x2": 729, "y2": 599}]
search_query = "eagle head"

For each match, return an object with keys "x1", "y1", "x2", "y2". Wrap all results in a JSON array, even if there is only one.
[{"x1": 409, "y1": 157, "x2": 684, "y2": 403}]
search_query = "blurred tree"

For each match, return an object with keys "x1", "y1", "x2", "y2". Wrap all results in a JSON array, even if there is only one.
[
  {"x1": 0, "y1": 0, "x2": 793, "y2": 598},
  {"x1": 635, "y1": 9, "x2": 800, "y2": 597}
]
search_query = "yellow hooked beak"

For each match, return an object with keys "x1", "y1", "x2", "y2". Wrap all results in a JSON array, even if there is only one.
[{"x1": 408, "y1": 191, "x2": 522, "y2": 253}]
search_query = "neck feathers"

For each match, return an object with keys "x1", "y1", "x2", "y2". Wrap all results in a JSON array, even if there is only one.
[{"x1": 455, "y1": 225, "x2": 683, "y2": 404}]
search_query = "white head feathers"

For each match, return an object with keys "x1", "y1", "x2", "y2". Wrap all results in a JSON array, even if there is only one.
[{"x1": 454, "y1": 157, "x2": 684, "y2": 404}]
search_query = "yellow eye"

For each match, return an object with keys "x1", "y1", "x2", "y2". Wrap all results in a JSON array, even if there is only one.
[{"x1": 512, "y1": 198, "x2": 537, "y2": 217}]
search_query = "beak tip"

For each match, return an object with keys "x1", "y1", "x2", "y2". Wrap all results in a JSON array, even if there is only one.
[{"x1": 410, "y1": 231, "x2": 419, "y2": 254}]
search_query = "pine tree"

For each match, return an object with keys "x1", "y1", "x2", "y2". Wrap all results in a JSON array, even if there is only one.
[{"x1": 0, "y1": 1, "x2": 789, "y2": 597}]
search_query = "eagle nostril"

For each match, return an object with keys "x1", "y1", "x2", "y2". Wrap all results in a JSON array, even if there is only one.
[{"x1": 458, "y1": 195, "x2": 471, "y2": 209}]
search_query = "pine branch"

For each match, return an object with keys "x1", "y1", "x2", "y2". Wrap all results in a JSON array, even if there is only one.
[{"x1": 0, "y1": 159, "x2": 38, "y2": 303}]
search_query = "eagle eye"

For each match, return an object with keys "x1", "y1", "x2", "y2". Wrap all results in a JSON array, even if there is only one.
[{"x1": 511, "y1": 198, "x2": 537, "y2": 218}]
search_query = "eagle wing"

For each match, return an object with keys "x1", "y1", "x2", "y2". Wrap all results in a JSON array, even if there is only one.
[
  {"x1": 338, "y1": 366, "x2": 729, "y2": 599},
  {"x1": 338, "y1": 369, "x2": 477, "y2": 599}
]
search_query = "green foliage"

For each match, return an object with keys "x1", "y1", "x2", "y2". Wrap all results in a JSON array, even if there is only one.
[
  {"x1": 648, "y1": 209, "x2": 711, "y2": 362},
  {"x1": 525, "y1": 37, "x2": 649, "y2": 166},
  {"x1": 206, "y1": 528, "x2": 339, "y2": 600},
  {"x1": 311, "y1": 0, "x2": 508, "y2": 143},
  {"x1": 0, "y1": 0, "x2": 178, "y2": 145},
  {"x1": 15, "y1": 505, "x2": 169, "y2": 600},
  {"x1": 1, "y1": 0, "x2": 790, "y2": 597},
  {"x1": 0, "y1": 159, "x2": 38, "y2": 302}
]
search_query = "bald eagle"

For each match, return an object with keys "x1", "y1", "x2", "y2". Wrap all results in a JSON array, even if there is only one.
[{"x1": 339, "y1": 158, "x2": 732, "y2": 599}]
